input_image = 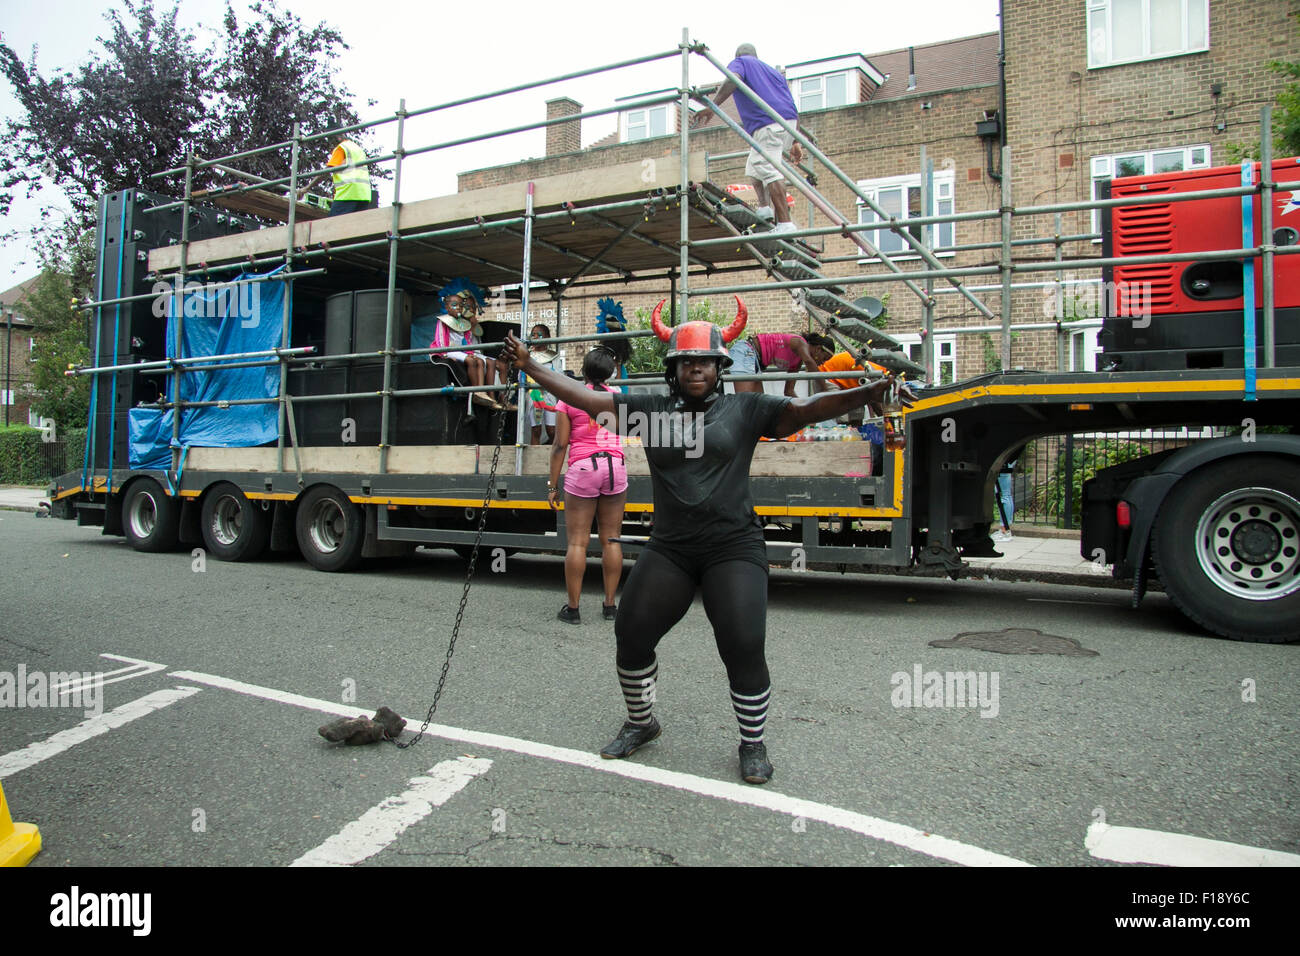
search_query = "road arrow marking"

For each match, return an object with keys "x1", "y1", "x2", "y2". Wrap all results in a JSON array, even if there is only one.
[
  {"x1": 1086, "y1": 821, "x2": 1300, "y2": 866},
  {"x1": 291, "y1": 756, "x2": 492, "y2": 867}
]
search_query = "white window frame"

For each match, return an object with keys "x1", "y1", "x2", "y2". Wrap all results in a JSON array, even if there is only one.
[
  {"x1": 856, "y1": 171, "x2": 955, "y2": 261},
  {"x1": 895, "y1": 332, "x2": 957, "y2": 385},
  {"x1": 1, "y1": 389, "x2": 13, "y2": 406},
  {"x1": 621, "y1": 105, "x2": 672, "y2": 142},
  {"x1": 1087, "y1": 0, "x2": 1209, "y2": 69},
  {"x1": 1068, "y1": 325, "x2": 1102, "y2": 372},
  {"x1": 1090, "y1": 144, "x2": 1211, "y2": 237},
  {"x1": 794, "y1": 72, "x2": 850, "y2": 113}
]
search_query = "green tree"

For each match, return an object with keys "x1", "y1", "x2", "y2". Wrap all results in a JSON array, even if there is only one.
[
  {"x1": 203, "y1": 1, "x2": 376, "y2": 184},
  {"x1": 0, "y1": 0, "x2": 369, "y2": 248},
  {"x1": 21, "y1": 231, "x2": 97, "y2": 429},
  {"x1": 626, "y1": 299, "x2": 735, "y2": 375},
  {"x1": 1229, "y1": 12, "x2": 1300, "y2": 159}
]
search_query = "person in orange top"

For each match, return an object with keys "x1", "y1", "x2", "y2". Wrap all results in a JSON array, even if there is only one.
[{"x1": 817, "y1": 351, "x2": 886, "y2": 391}]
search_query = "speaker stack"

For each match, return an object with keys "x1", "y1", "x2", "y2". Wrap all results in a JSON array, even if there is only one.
[{"x1": 89, "y1": 189, "x2": 255, "y2": 468}]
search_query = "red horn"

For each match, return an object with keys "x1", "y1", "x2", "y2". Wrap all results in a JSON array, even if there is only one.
[
  {"x1": 650, "y1": 299, "x2": 672, "y2": 342},
  {"x1": 720, "y1": 295, "x2": 748, "y2": 344}
]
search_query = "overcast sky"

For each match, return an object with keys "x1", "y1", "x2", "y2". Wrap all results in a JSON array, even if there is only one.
[{"x1": 0, "y1": 0, "x2": 1002, "y2": 289}]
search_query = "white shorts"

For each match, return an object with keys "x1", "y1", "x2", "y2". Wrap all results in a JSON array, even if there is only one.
[{"x1": 745, "y1": 123, "x2": 794, "y2": 186}]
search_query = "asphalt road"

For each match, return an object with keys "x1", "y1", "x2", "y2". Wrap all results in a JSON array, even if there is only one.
[{"x1": 1, "y1": 511, "x2": 1297, "y2": 869}]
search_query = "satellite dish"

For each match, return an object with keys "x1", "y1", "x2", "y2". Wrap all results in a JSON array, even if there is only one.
[{"x1": 851, "y1": 296, "x2": 884, "y2": 319}]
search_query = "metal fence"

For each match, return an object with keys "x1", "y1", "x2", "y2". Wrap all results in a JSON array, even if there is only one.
[{"x1": 1009, "y1": 428, "x2": 1220, "y2": 529}]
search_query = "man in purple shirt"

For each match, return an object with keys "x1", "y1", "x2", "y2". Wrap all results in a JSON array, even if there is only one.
[{"x1": 691, "y1": 43, "x2": 803, "y2": 233}]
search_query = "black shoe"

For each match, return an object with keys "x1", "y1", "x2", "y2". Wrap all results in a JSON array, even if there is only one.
[
  {"x1": 739, "y1": 741, "x2": 773, "y2": 784},
  {"x1": 602, "y1": 603, "x2": 617, "y2": 621},
  {"x1": 558, "y1": 604, "x2": 581, "y2": 624},
  {"x1": 600, "y1": 717, "x2": 661, "y2": 759}
]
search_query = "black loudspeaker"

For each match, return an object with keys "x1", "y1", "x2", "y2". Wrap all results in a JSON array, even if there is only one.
[
  {"x1": 93, "y1": 189, "x2": 257, "y2": 362},
  {"x1": 324, "y1": 290, "x2": 411, "y2": 359},
  {"x1": 349, "y1": 362, "x2": 461, "y2": 446},
  {"x1": 287, "y1": 367, "x2": 350, "y2": 446},
  {"x1": 88, "y1": 358, "x2": 166, "y2": 468},
  {"x1": 287, "y1": 362, "x2": 470, "y2": 447}
]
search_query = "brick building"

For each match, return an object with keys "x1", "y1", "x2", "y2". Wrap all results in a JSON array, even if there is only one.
[
  {"x1": 456, "y1": 2, "x2": 1299, "y2": 380},
  {"x1": 0, "y1": 276, "x2": 40, "y2": 428}
]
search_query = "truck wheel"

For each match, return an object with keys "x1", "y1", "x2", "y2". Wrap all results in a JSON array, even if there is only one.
[
  {"x1": 1152, "y1": 457, "x2": 1300, "y2": 643},
  {"x1": 295, "y1": 486, "x2": 365, "y2": 572},
  {"x1": 122, "y1": 478, "x2": 181, "y2": 553},
  {"x1": 200, "y1": 483, "x2": 270, "y2": 562}
]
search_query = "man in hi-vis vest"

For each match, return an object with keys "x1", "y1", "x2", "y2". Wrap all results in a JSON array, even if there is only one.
[{"x1": 299, "y1": 135, "x2": 376, "y2": 216}]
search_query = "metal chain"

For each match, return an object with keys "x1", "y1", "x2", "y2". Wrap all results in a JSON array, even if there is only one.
[{"x1": 393, "y1": 371, "x2": 516, "y2": 749}]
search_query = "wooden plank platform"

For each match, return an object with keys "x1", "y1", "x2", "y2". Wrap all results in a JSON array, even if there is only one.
[
  {"x1": 186, "y1": 442, "x2": 872, "y2": 478},
  {"x1": 149, "y1": 154, "x2": 758, "y2": 286},
  {"x1": 190, "y1": 186, "x2": 329, "y2": 224}
]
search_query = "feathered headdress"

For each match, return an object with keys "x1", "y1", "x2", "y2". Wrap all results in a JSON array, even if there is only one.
[
  {"x1": 437, "y1": 277, "x2": 486, "y2": 310},
  {"x1": 595, "y1": 297, "x2": 630, "y2": 363},
  {"x1": 595, "y1": 297, "x2": 625, "y2": 334}
]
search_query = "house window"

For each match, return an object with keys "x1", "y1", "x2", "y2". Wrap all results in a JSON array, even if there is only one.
[
  {"x1": 1090, "y1": 144, "x2": 1211, "y2": 235},
  {"x1": 795, "y1": 72, "x2": 849, "y2": 112},
  {"x1": 29, "y1": 336, "x2": 37, "y2": 361},
  {"x1": 1087, "y1": 0, "x2": 1209, "y2": 69},
  {"x1": 1069, "y1": 326, "x2": 1102, "y2": 372},
  {"x1": 1, "y1": 389, "x2": 12, "y2": 406},
  {"x1": 624, "y1": 106, "x2": 669, "y2": 142},
  {"x1": 856, "y1": 171, "x2": 955, "y2": 258},
  {"x1": 896, "y1": 333, "x2": 957, "y2": 385}
]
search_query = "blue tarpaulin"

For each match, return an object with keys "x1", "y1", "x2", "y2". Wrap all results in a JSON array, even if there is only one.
[{"x1": 128, "y1": 273, "x2": 290, "y2": 468}]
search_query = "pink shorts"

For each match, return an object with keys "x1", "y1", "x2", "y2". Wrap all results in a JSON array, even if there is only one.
[{"x1": 564, "y1": 452, "x2": 628, "y2": 498}]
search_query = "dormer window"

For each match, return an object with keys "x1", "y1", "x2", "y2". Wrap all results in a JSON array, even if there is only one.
[
  {"x1": 784, "y1": 54, "x2": 883, "y2": 113},
  {"x1": 795, "y1": 73, "x2": 850, "y2": 112}
]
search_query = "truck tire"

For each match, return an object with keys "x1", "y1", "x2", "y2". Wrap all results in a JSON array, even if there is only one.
[
  {"x1": 200, "y1": 483, "x2": 270, "y2": 562},
  {"x1": 1152, "y1": 457, "x2": 1300, "y2": 643},
  {"x1": 295, "y1": 486, "x2": 365, "y2": 572},
  {"x1": 122, "y1": 478, "x2": 181, "y2": 553}
]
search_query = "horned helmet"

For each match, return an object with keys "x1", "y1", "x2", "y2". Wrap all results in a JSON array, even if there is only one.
[{"x1": 650, "y1": 295, "x2": 748, "y2": 387}]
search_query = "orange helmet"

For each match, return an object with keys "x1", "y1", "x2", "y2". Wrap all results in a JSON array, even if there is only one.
[{"x1": 651, "y1": 296, "x2": 748, "y2": 368}]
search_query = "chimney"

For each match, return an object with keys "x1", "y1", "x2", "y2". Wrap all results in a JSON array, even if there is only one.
[
  {"x1": 546, "y1": 97, "x2": 583, "y2": 156},
  {"x1": 907, "y1": 47, "x2": 917, "y2": 91}
]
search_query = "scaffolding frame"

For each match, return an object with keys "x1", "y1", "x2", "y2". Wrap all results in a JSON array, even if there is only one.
[{"x1": 72, "y1": 31, "x2": 1290, "y2": 490}]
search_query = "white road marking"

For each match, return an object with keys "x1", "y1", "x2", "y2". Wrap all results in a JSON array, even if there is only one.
[
  {"x1": 169, "y1": 669, "x2": 1029, "y2": 867},
  {"x1": 1026, "y1": 598, "x2": 1114, "y2": 605},
  {"x1": 290, "y1": 756, "x2": 492, "y2": 867},
  {"x1": 0, "y1": 687, "x2": 200, "y2": 779},
  {"x1": 1086, "y1": 821, "x2": 1300, "y2": 867},
  {"x1": 50, "y1": 653, "x2": 167, "y2": 697}
]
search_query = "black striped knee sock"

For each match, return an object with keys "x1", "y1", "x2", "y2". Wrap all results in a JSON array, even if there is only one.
[
  {"x1": 731, "y1": 686, "x2": 770, "y2": 744},
  {"x1": 618, "y1": 659, "x2": 657, "y2": 725}
]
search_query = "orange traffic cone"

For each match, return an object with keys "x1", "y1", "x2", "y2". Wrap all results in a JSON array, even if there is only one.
[{"x1": 0, "y1": 780, "x2": 41, "y2": 867}]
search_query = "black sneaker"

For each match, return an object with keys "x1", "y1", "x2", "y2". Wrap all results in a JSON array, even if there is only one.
[
  {"x1": 602, "y1": 603, "x2": 617, "y2": 621},
  {"x1": 739, "y1": 741, "x2": 773, "y2": 784},
  {"x1": 557, "y1": 604, "x2": 581, "y2": 625},
  {"x1": 599, "y1": 717, "x2": 661, "y2": 759}
]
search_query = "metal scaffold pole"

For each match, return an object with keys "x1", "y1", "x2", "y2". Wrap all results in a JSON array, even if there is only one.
[
  {"x1": 1000, "y1": 145, "x2": 1013, "y2": 370},
  {"x1": 1261, "y1": 105, "x2": 1276, "y2": 369},
  {"x1": 518, "y1": 182, "x2": 536, "y2": 476},
  {"x1": 169, "y1": 150, "x2": 195, "y2": 483},
  {"x1": 679, "y1": 27, "x2": 691, "y2": 327},
  {"x1": 921, "y1": 146, "x2": 935, "y2": 382},
  {"x1": 278, "y1": 123, "x2": 302, "y2": 474},
  {"x1": 379, "y1": 101, "x2": 408, "y2": 475}
]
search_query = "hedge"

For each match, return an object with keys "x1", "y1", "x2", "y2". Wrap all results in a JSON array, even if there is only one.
[{"x1": 0, "y1": 425, "x2": 88, "y2": 484}]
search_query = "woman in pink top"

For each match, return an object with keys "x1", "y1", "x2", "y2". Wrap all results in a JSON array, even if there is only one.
[
  {"x1": 549, "y1": 348, "x2": 628, "y2": 624},
  {"x1": 728, "y1": 331, "x2": 834, "y2": 396}
]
